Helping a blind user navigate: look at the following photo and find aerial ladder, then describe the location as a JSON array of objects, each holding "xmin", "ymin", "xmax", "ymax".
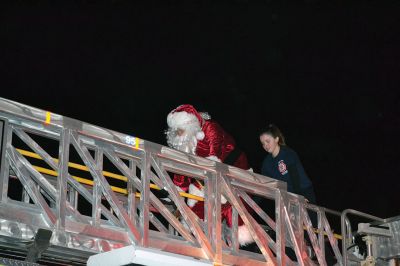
[{"xmin": 0, "ymin": 97, "xmax": 398, "ymax": 266}]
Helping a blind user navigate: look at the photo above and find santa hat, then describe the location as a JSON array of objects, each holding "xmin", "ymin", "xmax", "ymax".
[{"xmin": 167, "ymin": 104, "xmax": 205, "ymax": 140}]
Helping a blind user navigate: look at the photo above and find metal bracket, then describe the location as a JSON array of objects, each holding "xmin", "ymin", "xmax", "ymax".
[{"xmin": 25, "ymin": 228, "xmax": 53, "ymax": 263}]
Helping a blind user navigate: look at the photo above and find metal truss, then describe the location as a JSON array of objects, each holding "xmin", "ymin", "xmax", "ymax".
[{"xmin": 0, "ymin": 97, "xmax": 354, "ymax": 265}]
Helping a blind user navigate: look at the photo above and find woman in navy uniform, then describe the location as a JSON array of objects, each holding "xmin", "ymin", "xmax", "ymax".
[
  {"xmin": 259, "ymin": 124, "xmax": 316, "ymax": 203},
  {"xmin": 259, "ymin": 124, "xmax": 339, "ymax": 265}
]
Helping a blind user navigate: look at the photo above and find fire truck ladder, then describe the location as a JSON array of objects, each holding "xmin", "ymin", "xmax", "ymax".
[{"xmin": 0, "ymin": 97, "xmax": 398, "ymax": 266}]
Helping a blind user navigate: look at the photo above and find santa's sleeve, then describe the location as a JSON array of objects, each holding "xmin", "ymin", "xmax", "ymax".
[
  {"xmin": 204, "ymin": 122, "xmax": 223, "ymax": 159},
  {"xmin": 173, "ymin": 174, "xmax": 191, "ymax": 192}
]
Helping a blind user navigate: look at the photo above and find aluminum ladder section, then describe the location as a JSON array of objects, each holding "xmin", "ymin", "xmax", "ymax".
[{"xmin": 0, "ymin": 97, "xmax": 344, "ymax": 265}]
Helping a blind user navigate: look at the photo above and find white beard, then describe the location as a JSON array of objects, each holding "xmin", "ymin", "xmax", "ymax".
[{"xmin": 166, "ymin": 128, "xmax": 198, "ymax": 155}]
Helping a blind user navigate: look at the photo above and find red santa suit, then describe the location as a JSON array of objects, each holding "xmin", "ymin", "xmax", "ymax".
[{"xmin": 166, "ymin": 104, "xmax": 254, "ymax": 246}]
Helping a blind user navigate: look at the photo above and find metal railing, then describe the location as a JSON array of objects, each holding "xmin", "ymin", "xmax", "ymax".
[{"xmin": 0, "ymin": 97, "xmax": 348, "ymax": 265}]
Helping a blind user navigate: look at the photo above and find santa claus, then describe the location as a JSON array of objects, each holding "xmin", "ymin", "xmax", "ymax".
[{"xmin": 165, "ymin": 104, "xmax": 254, "ymax": 246}]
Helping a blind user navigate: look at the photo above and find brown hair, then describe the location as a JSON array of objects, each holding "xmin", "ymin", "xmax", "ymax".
[{"xmin": 259, "ymin": 124, "xmax": 286, "ymax": 146}]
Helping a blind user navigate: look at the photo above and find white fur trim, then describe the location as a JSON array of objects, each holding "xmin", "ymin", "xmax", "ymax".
[
  {"xmin": 167, "ymin": 111, "xmax": 200, "ymax": 130},
  {"xmin": 238, "ymin": 225, "xmax": 254, "ymax": 246},
  {"xmin": 221, "ymin": 195, "xmax": 227, "ymax": 204},
  {"xmin": 187, "ymin": 183, "xmax": 204, "ymax": 208},
  {"xmin": 200, "ymin": 112, "xmax": 211, "ymax": 120},
  {"xmin": 206, "ymin": 155, "xmax": 221, "ymax": 162},
  {"xmin": 196, "ymin": 131, "xmax": 205, "ymax": 140}
]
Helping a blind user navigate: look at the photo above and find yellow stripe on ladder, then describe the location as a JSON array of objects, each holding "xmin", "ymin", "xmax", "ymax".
[
  {"xmin": 135, "ymin": 137, "xmax": 139, "ymax": 149},
  {"xmin": 45, "ymin": 111, "xmax": 51, "ymax": 124}
]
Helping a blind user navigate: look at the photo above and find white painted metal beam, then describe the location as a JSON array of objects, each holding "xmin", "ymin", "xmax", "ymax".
[{"xmin": 87, "ymin": 245, "xmax": 213, "ymax": 266}]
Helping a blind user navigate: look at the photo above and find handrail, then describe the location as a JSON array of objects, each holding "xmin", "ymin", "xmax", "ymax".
[
  {"xmin": 341, "ymin": 209, "xmax": 384, "ymax": 266},
  {"xmin": 18, "ymin": 148, "xmax": 345, "ymax": 241}
]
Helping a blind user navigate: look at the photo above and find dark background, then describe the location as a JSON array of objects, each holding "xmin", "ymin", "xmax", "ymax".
[{"xmin": 1, "ymin": 1, "xmax": 399, "ymax": 219}]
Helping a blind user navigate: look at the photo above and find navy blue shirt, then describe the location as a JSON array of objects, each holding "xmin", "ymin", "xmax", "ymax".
[{"xmin": 261, "ymin": 146, "xmax": 312, "ymax": 193}]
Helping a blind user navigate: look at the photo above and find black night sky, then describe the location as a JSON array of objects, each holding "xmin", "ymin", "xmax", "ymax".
[{"xmin": 1, "ymin": 1, "xmax": 400, "ymax": 219}]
